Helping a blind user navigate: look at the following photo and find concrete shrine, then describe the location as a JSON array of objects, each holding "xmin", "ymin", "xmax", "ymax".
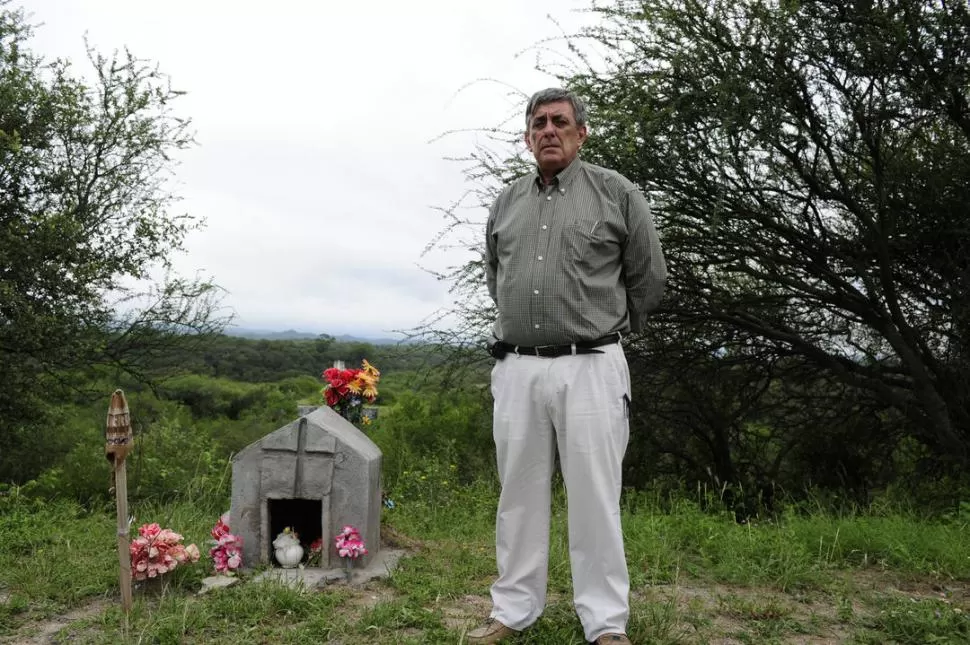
[{"xmin": 230, "ymin": 406, "xmax": 382, "ymax": 569}]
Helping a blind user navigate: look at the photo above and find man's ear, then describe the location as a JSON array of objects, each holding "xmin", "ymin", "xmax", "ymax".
[
  {"xmin": 523, "ymin": 129, "xmax": 533, "ymax": 152},
  {"xmin": 577, "ymin": 125, "xmax": 588, "ymax": 147}
]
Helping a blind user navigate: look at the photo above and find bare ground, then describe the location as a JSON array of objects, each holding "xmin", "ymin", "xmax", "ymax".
[
  {"xmin": 1, "ymin": 600, "xmax": 111, "ymax": 645},
  {"xmin": 3, "ymin": 570, "xmax": 968, "ymax": 644}
]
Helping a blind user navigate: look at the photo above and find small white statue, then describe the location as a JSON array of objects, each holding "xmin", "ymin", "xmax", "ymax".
[{"xmin": 272, "ymin": 528, "xmax": 304, "ymax": 568}]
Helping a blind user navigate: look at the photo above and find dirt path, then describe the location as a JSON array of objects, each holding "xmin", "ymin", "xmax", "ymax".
[{"xmin": 1, "ymin": 599, "xmax": 111, "ymax": 645}]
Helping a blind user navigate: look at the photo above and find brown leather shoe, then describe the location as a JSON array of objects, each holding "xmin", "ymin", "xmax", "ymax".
[
  {"xmin": 466, "ymin": 617, "xmax": 518, "ymax": 644},
  {"xmin": 593, "ymin": 634, "xmax": 632, "ymax": 645}
]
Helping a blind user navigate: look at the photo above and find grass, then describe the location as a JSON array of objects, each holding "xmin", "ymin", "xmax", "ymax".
[{"xmin": 1, "ymin": 480, "xmax": 970, "ymax": 644}]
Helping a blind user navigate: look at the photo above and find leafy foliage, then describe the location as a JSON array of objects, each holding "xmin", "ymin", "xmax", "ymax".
[
  {"xmin": 0, "ymin": 2, "xmax": 226, "ymax": 478},
  {"xmin": 573, "ymin": 0, "xmax": 970, "ymax": 469},
  {"xmin": 372, "ymin": 389, "xmax": 495, "ymax": 492},
  {"xmin": 422, "ymin": 0, "xmax": 970, "ymax": 507}
]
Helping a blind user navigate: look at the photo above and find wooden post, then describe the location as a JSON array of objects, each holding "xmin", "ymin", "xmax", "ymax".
[{"xmin": 106, "ymin": 389, "xmax": 134, "ymax": 614}]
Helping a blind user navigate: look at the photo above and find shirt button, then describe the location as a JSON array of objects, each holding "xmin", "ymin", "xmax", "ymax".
[
  {"xmin": 559, "ymin": 189, "xmax": 565, "ymax": 194},
  {"xmin": 534, "ymin": 324, "xmax": 540, "ymax": 329},
  {"xmin": 541, "ymin": 225, "xmax": 548, "ymax": 230},
  {"xmin": 533, "ymin": 290, "xmax": 539, "ymax": 295},
  {"xmin": 546, "ymin": 195, "xmax": 552, "ymax": 201},
  {"xmin": 537, "ymin": 256, "xmax": 543, "ymax": 261}
]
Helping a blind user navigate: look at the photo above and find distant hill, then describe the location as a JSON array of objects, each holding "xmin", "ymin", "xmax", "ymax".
[{"xmin": 225, "ymin": 328, "xmax": 409, "ymax": 345}]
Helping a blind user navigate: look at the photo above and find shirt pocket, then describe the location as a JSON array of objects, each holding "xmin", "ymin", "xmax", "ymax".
[{"xmin": 563, "ymin": 220, "xmax": 621, "ymax": 273}]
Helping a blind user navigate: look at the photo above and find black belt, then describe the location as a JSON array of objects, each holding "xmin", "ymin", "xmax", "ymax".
[{"xmin": 489, "ymin": 333, "xmax": 621, "ymax": 359}]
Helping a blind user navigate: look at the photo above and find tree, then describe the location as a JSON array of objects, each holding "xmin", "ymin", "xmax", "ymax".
[
  {"xmin": 570, "ymin": 0, "xmax": 970, "ymax": 467},
  {"xmin": 425, "ymin": 0, "xmax": 970, "ymax": 496},
  {"xmin": 0, "ymin": 4, "xmax": 227, "ymax": 481}
]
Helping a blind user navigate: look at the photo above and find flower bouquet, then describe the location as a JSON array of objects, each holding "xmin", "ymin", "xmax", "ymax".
[
  {"xmin": 334, "ymin": 524, "xmax": 367, "ymax": 581},
  {"xmin": 306, "ymin": 537, "xmax": 325, "ymax": 567},
  {"xmin": 321, "ymin": 360, "xmax": 380, "ymax": 426},
  {"xmin": 130, "ymin": 522, "xmax": 200, "ymax": 581},
  {"xmin": 209, "ymin": 513, "xmax": 243, "ymax": 575}
]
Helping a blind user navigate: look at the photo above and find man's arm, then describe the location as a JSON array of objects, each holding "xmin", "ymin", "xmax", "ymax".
[
  {"xmin": 485, "ymin": 202, "xmax": 499, "ymax": 305},
  {"xmin": 484, "ymin": 201, "xmax": 505, "ymax": 345},
  {"xmin": 622, "ymin": 187, "xmax": 667, "ymax": 332}
]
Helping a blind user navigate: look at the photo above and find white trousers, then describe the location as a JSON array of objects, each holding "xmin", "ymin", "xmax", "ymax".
[{"xmin": 489, "ymin": 342, "xmax": 631, "ymax": 642}]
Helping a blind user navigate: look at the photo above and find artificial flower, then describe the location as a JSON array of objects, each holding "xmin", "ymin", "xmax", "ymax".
[
  {"xmin": 129, "ymin": 522, "xmax": 199, "ymax": 581},
  {"xmin": 362, "ymin": 359, "xmax": 380, "ymax": 377},
  {"xmin": 334, "ymin": 525, "xmax": 368, "ymax": 560},
  {"xmin": 208, "ymin": 514, "xmax": 243, "ymax": 574},
  {"xmin": 211, "ymin": 513, "xmax": 231, "ymax": 540},
  {"xmin": 321, "ymin": 360, "xmax": 381, "ymax": 426},
  {"xmin": 305, "ymin": 537, "xmax": 325, "ymax": 567}
]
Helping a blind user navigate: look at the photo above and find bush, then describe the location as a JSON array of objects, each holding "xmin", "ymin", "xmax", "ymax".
[
  {"xmin": 370, "ymin": 389, "xmax": 495, "ymax": 491},
  {"xmin": 25, "ymin": 411, "xmax": 230, "ymax": 507}
]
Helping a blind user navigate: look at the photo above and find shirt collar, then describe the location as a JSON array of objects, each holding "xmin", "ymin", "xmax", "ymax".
[{"xmin": 533, "ymin": 157, "xmax": 584, "ymax": 193}]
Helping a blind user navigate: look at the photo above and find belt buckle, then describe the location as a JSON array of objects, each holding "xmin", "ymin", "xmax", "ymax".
[{"xmin": 533, "ymin": 344, "xmax": 554, "ymax": 357}]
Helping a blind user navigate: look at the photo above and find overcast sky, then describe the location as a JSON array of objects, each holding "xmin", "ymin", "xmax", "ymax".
[{"xmin": 26, "ymin": 0, "xmax": 601, "ymax": 339}]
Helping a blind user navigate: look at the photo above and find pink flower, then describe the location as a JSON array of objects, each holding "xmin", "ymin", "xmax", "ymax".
[
  {"xmin": 139, "ymin": 523, "xmax": 161, "ymax": 539},
  {"xmin": 130, "ymin": 523, "xmax": 199, "ymax": 581},
  {"xmin": 336, "ymin": 525, "xmax": 361, "ymax": 540},
  {"xmin": 337, "ymin": 538, "xmax": 368, "ymax": 559},
  {"xmin": 211, "ymin": 513, "xmax": 231, "ymax": 540},
  {"xmin": 333, "ymin": 525, "xmax": 367, "ymax": 560},
  {"xmin": 209, "ymin": 527, "xmax": 244, "ymax": 574}
]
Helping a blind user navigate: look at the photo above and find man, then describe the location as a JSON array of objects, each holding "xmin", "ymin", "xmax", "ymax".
[{"xmin": 468, "ymin": 88, "xmax": 666, "ymax": 645}]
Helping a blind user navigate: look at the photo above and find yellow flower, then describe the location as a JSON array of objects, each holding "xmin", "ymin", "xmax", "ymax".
[
  {"xmin": 346, "ymin": 380, "xmax": 362, "ymax": 394},
  {"xmin": 362, "ymin": 384, "xmax": 378, "ymax": 400},
  {"xmin": 362, "ymin": 359, "xmax": 381, "ymax": 379}
]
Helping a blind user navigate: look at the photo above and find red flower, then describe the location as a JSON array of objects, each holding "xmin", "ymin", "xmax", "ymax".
[{"xmin": 211, "ymin": 515, "xmax": 231, "ymax": 540}]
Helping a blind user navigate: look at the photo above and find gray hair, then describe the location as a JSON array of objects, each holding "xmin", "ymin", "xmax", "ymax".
[{"xmin": 525, "ymin": 88, "xmax": 588, "ymax": 129}]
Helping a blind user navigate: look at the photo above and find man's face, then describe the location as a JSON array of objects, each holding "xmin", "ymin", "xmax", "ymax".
[{"xmin": 525, "ymin": 100, "xmax": 588, "ymax": 178}]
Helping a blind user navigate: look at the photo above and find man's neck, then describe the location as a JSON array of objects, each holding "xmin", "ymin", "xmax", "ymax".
[
  {"xmin": 539, "ymin": 167, "xmax": 562, "ymax": 186},
  {"xmin": 538, "ymin": 158, "xmax": 579, "ymax": 186}
]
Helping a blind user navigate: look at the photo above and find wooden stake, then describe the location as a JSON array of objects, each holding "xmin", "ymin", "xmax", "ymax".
[
  {"xmin": 106, "ymin": 390, "xmax": 134, "ymax": 614},
  {"xmin": 113, "ymin": 456, "xmax": 133, "ymax": 613}
]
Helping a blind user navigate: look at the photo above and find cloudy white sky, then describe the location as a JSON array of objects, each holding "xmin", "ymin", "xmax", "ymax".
[{"xmin": 26, "ymin": 0, "xmax": 601, "ymax": 339}]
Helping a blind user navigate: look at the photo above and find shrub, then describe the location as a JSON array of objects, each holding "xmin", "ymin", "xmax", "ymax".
[{"xmin": 370, "ymin": 389, "xmax": 495, "ymax": 490}]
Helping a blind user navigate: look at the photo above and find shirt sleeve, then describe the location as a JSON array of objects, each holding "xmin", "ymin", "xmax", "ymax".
[
  {"xmin": 485, "ymin": 200, "xmax": 499, "ymax": 305},
  {"xmin": 623, "ymin": 187, "xmax": 667, "ymax": 332},
  {"xmin": 484, "ymin": 200, "xmax": 504, "ymax": 343}
]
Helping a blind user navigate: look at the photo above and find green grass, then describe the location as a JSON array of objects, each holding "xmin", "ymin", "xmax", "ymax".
[{"xmin": 2, "ymin": 482, "xmax": 970, "ymax": 644}]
